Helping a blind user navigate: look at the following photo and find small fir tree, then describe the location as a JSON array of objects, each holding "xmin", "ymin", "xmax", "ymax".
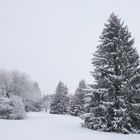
[
  {"xmin": 70, "ymin": 80, "xmax": 87, "ymax": 116},
  {"xmin": 50, "ymin": 81, "xmax": 69, "ymax": 114}
]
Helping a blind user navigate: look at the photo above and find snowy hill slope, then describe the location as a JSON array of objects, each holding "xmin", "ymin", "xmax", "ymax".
[{"xmin": 0, "ymin": 112, "xmax": 139, "ymax": 140}]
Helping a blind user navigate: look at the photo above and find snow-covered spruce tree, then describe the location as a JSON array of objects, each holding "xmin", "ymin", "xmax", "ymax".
[
  {"xmin": 50, "ymin": 81, "xmax": 70, "ymax": 114},
  {"xmin": 69, "ymin": 80, "xmax": 87, "ymax": 116},
  {"xmin": 83, "ymin": 13, "xmax": 140, "ymax": 134}
]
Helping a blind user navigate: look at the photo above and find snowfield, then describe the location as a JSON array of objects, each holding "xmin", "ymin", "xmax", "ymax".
[{"xmin": 0, "ymin": 112, "xmax": 139, "ymax": 140}]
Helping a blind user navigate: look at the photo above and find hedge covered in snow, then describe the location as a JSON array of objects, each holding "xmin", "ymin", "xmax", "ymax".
[{"xmin": 0, "ymin": 96, "xmax": 26, "ymax": 120}]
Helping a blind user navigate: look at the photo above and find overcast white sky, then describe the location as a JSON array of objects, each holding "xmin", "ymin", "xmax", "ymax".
[{"xmin": 0, "ymin": 0, "xmax": 140, "ymax": 95}]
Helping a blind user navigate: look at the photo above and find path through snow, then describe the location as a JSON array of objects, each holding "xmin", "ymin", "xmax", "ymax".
[{"xmin": 0, "ymin": 112, "xmax": 139, "ymax": 140}]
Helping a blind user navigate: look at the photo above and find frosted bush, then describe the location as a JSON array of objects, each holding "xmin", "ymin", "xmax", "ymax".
[{"xmin": 0, "ymin": 96, "xmax": 26, "ymax": 120}]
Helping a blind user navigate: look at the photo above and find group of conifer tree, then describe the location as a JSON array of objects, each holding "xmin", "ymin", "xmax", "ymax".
[
  {"xmin": 50, "ymin": 13, "xmax": 140, "ymax": 134},
  {"xmin": 49, "ymin": 80, "xmax": 87, "ymax": 115}
]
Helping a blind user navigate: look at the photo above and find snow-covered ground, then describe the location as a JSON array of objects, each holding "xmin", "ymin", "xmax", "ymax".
[{"xmin": 0, "ymin": 112, "xmax": 139, "ymax": 140}]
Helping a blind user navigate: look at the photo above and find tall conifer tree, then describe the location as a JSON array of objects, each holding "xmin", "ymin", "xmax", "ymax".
[{"xmin": 83, "ymin": 13, "xmax": 140, "ymax": 134}]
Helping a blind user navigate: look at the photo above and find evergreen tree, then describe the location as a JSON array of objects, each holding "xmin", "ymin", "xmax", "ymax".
[
  {"xmin": 50, "ymin": 81, "xmax": 69, "ymax": 114},
  {"xmin": 83, "ymin": 13, "xmax": 140, "ymax": 134},
  {"xmin": 70, "ymin": 80, "xmax": 87, "ymax": 116}
]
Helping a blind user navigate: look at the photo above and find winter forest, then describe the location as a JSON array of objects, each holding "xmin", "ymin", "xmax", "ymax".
[{"xmin": 1, "ymin": 0, "xmax": 140, "ymax": 140}]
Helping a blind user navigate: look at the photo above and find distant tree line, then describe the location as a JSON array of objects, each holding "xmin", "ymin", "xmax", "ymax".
[{"xmin": 0, "ymin": 70, "xmax": 42, "ymax": 119}]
